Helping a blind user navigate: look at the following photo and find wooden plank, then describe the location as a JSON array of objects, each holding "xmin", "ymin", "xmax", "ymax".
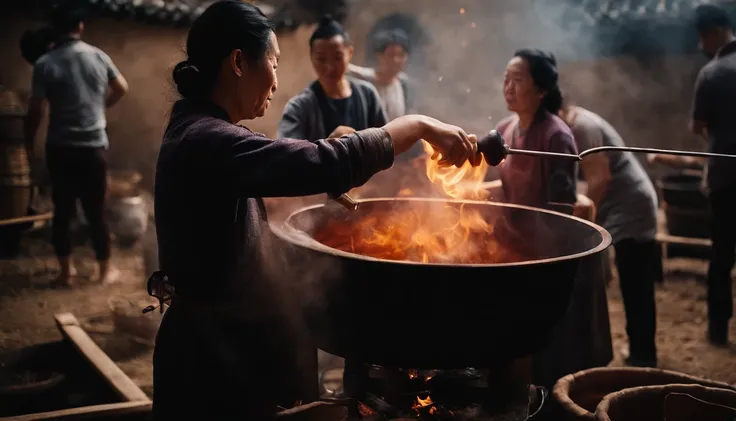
[
  {"xmin": 54, "ymin": 313, "xmax": 150, "ymax": 403},
  {"xmin": 0, "ymin": 401, "xmax": 151, "ymax": 421},
  {"xmin": 655, "ymin": 206, "xmax": 713, "ymax": 265},
  {"xmin": 275, "ymin": 402, "xmax": 346, "ymax": 421},
  {"xmin": 656, "ymin": 232, "xmax": 712, "ymax": 248},
  {"xmin": 0, "ymin": 212, "xmax": 53, "ymax": 228}
]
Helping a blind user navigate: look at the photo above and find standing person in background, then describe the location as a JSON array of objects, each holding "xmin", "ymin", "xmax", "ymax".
[
  {"xmin": 348, "ymin": 29, "xmax": 424, "ymax": 160},
  {"xmin": 483, "ymin": 49, "xmax": 613, "ymax": 388},
  {"xmin": 24, "ymin": 4, "xmax": 129, "ymax": 287},
  {"xmin": 559, "ymin": 103, "xmax": 661, "ymax": 367},
  {"xmin": 277, "ymin": 18, "xmax": 388, "ymax": 141},
  {"xmin": 348, "ymin": 29, "xmax": 411, "ymax": 121},
  {"xmin": 688, "ymin": 4, "xmax": 736, "ymax": 346}
]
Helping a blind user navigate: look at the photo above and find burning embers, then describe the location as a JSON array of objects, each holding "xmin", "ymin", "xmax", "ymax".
[
  {"xmin": 313, "ymin": 141, "xmax": 525, "ymax": 264},
  {"xmin": 342, "ymin": 366, "xmax": 534, "ymax": 421}
]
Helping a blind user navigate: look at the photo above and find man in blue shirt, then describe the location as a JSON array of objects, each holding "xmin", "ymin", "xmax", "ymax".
[{"xmin": 25, "ymin": 4, "xmax": 129, "ymax": 287}]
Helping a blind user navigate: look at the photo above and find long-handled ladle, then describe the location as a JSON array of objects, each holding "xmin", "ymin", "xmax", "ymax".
[
  {"xmin": 476, "ymin": 130, "xmax": 736, "ymax": 165},
  {"xmin": 330, "ymin": 130, "xmax": 736, "ymax": 211}
]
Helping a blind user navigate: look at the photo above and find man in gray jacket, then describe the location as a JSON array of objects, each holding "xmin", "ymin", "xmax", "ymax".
[{"xmin": 277, "ymin": 18, "xmax": 387, "ymax": 141}]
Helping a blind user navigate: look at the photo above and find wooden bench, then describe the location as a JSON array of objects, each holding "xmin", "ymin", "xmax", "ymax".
[
  {"xmin": 656, "ymin": 232, "xmax": 711, "ymax": 261},
  {"xmin": 655, "ymin": 205, "xmax": 712, "ymax": 261}
]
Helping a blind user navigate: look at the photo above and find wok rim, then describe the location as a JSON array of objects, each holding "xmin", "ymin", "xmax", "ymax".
[{"xmin": 271, "ymin": 197, "xmax": 612, "ymax": 268}]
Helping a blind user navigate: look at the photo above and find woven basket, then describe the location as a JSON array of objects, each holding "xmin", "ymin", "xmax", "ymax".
[
  {"xmin": 552, "ymin": 367, "xmax": 735, "ymax": 420},
  {"xmin": 595, "ymin": 384, "xmax": 736, "ymax": 421}
]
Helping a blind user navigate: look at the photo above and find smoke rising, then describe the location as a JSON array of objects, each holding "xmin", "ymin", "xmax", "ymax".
[
  {"xmin": 265, "ymin": 0, "xmax": 711, "ymax": 231},
  {"xmin": 344, "ymin": 0, "xmax": 707, "ymax": 181}
]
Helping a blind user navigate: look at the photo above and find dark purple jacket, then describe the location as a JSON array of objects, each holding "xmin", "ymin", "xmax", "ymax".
[
  {"xmin": 154, "ymin": 99, "xmax": 393, "ymax": 311},
  {"xmin": 496, "ymin": 110, "xmax": 578, "ymax": 208},
  {"xmin": 153, "ymin": 99, "xmax": 395, "ymax": 416}
]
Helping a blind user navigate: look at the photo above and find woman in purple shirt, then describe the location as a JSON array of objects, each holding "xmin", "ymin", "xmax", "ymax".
[
  {"xmin": 151, "ymin": 2, "xmax": 479, "ymax": 420},
  {"xmin": 488, "ymin": 49, "xmax": 613, "ymax": 387},
  {"xmin": 496, "ymin": 49, "xmax": 577, "ymax": 207}
]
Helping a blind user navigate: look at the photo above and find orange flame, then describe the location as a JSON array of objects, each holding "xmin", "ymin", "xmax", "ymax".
[
  {"xmin": 412, "ymin": 394, "xmax": 441, "ymax": 415},
  {"xmin": 421, "ymin": 140, "xmax": 489, "ymax": 200},
  {"xmin": 312, "ymin": 139, "xmax": 525, "ymax": 265},
  {"xmin": 413, "ymin": 394, "xmax": 433, "ymax": 409}
]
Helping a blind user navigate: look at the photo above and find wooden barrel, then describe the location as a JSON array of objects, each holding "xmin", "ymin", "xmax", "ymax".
[
  {"xmin": 595, "ymin": 384, "xmax": 736, "ymax": 421},
  {"xmin": 663, "ymin": 203, "xmax": 711, "ymax": 239},
  {"xmin": 657, "ymin": 172, "xmax": 710, "ymax": 239},
  {"xmin": 552, "ymin": 367, "xmax": 735, "ymax": 420},
  {"xmin": 0, "ymin": 87, "xmax": 32, "ymax": 220}
]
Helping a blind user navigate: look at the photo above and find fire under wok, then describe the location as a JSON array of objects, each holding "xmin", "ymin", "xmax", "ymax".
[{"xmin": 272, "ymin": 197, "xmax": 611, "ymax": 369}]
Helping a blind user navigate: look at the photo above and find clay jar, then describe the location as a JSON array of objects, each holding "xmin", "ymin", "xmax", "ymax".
[{"xmin": 105, "ymin": 170, "xmax": 148, "ymax": 248}]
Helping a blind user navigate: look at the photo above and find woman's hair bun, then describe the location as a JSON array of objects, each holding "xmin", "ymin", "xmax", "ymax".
[
  {"xmin": 318, "ymin": 15, "xmax": 335, "ymax": 25},
  {"xmin": 172, "ymin": 60, "xmax": 201, "ymax": 98}
]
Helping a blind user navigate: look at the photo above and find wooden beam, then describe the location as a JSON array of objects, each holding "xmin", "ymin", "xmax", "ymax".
[
  {"xmin": 656, "ymin": 232, "xmax": 712, "ymax": 248},
  {"xmin": 54, "ymin": 313, "xmax": 150, "ymax": 403},
  {"xmin": 275, "ymin": 402, "xmax": 346, "ymax": 421},
  {"xmin": 0, "ymin": 212, "xmax": 53, "ymax": 228},
  {"xmin": 0, "ymin": 401, "xmax": 151, "ymax": 421}
]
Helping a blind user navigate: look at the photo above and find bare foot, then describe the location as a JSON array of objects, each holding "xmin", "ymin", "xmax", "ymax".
[
  {"xmin": 99, "ymin": 266, "xmax": 122, "ymax": 285},
  {"xmin": 50, "ymin": 266, "xmax": 78, "ymax": 288}
]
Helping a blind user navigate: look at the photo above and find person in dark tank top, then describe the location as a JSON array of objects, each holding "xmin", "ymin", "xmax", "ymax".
[{"xmin": 150, "ymin": 2, "xmax": 481, "ymax": 419}]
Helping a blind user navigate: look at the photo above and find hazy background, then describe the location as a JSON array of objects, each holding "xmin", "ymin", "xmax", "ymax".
[{"xmin": 0, "ymin": 0, "xmax": 709, "ymax": 192}]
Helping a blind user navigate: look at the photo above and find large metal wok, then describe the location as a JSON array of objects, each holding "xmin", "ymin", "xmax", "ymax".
[{"xmin": 271, "ymin": 197, "xmax": 611, "ymax": 369}]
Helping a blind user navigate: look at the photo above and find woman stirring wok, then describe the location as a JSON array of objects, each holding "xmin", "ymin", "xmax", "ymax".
[
  {"xmin": 481, "ymin": 49, "xmax": 613, "ymax": 388},
  {"xmin": 152, "ymin": 1, "xmax": 480, "ymax": 420}
]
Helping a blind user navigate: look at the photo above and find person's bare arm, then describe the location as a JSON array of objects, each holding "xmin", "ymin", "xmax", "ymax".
[
  {"xmin": 24, "ymin": 97, "xmax": 46, "ymax": 159},
  {"xmin": 647, "ymin": 153, "xmax": 705, "ymax": 169},
  {"xmin": 690, "ymin": 67, "xmax": 710, "ymax": 142},
  {"xmin": 99, "ymin": 50, "xmax": 127, "ymax": 108},
  {"xmin": 579, "ymin": 154, "xmax": 611, "ymax": 208},
  {"xmin": 571, "ymin": 111, "xmax": 611, "ymax": 209},
  {"xmin": 25, "ymin": 62, "xmax": 48, "ymax": 160},
  {"xmin": 573, "ymin": 193, "xmax": 597, "ymax": 222},
  {"xmin": 106, "ymin": 74, "xmax": 128, "ymax": 108},
  {"xmin": 328, "ymin": 125, "xmax": 355, "ymax": 139}
]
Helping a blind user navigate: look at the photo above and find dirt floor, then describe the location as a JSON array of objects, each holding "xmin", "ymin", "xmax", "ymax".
[{"xmin": 1, "ymin": 233, "xmax": 735, "ymax": 400}]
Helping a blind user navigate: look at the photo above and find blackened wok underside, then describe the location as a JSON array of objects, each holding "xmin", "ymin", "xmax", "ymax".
[{"xmin": 272, "ymin": 198, "xmax": 611, "ymax": 369}]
